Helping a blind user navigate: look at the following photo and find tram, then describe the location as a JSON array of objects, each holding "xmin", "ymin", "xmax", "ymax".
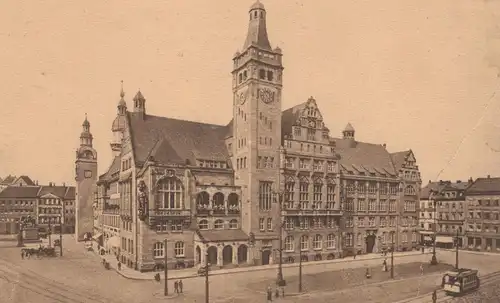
[{"xmin": 442, "ymin": 268, "xmax": 480, "ymax": 296}]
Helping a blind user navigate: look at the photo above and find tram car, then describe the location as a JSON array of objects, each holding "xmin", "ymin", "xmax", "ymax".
[{"xmin": 441, "ymin": 268, "xmax": 480, "ymax": 296}]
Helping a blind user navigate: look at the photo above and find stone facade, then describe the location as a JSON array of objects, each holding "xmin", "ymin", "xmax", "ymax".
[{"xmin": 88, "ymin": 1, "xmax": 422, "ymax": 273}]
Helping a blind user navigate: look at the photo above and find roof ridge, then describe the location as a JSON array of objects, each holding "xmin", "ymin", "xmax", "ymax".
[{"xmin": 136, "ymin": 113, "xmax": 227, "ymax": 128}]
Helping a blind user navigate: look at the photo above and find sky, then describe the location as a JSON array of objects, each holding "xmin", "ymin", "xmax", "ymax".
[{"xmin": 0, "ymin": 0, "xmax": 500, "ymax": 186}]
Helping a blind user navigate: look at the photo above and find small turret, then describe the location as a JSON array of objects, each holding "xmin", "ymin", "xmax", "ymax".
[
  {"xmin": 133, "ymin": 90, "xmax": 146, "ymax": 118},
  {"xmin": 80, "ymin": 114, "xmax": 93, "ymax": 147}
]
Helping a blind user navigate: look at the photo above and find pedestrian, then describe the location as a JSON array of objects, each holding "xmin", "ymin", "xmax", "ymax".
[
  {"xmin": 21, "ymin": 250, "xmax": 24, "ymax": 260},
  {"xmin": 174, "ymin": 280, "xmax": 179, "ymax": 293},
  {"xmin": 353, "ymin": 251, "xmax": 357, "ymax": 259},
  {"xmin": 421, "ymin": 246, "xmax": 424, "ymax": 254},
  {"xmin": 275, "ymin": 288, "xmax": 279, "ymax": 298},
  {"xmin": 178, "ymin": 279, "xmax": 183, "ymax": 293},
  {"xmin": 420, "ymin": 263, "xmax": 424, "ymax": 275},
  {"xmin": 117, "ymin": 262, "xmax": 121, "ymax": 271},
  {"xmin": 281, "ymin": 287, "xmax": 285, "ymax": 298},
  {"xmin": 432, "ymin": 290, "xmax": 437, "ymax": 303},
  {"xmin": 266, "ymin": 286, "xmax": 273, "ymax": 302}
]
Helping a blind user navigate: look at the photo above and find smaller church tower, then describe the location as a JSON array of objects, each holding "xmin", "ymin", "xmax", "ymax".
[
  {"xmin": 342, "ymin": 123, "xmax": 355, "ymax": 140},
  {"xmin": 75, "ymin": 114, "xmax": 98, "ymax": 241},
  {"xmin": 133, "ymin": 90, "xmax": 146, "ymax": 119},
  {"xmin": 111, "ymin": 82, "xmax": 128, "ymax": 156}
]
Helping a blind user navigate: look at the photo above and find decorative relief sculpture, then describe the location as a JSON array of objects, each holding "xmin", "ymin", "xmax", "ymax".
[{"xmin": 137, "ymin": 180, "xmax": 149, "ymax": 221}]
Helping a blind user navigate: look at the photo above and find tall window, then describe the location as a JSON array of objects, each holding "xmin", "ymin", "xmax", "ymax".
[
  {"xmin": 174, "ymin": 241, "xmax": 185, "ymax": 257},
  {"xmin": 229, "ymin": 219, "xmax": 238, "ymax": 229},
  {"xmin": 299, "ymin": 180, "xmax": 309, "ymax": 209},
  {"xmin": 259, "ymin": 181, "xmax": 273, "ymax": 210},
  {"xmin": 285, "ymin": 236, "xmax": 294, "ymax": 251},
  {"xmin": 285, "ymin": 218, "xmax": 294, "ymax": 230},
  {"xmin": 156, "ymin": 178, "xmax": 183, "ymax": 209},
  {"xmin": 285, "ymin": 180, "xmax": 295, "ymax": 208},
  {"xmin": 259, "ymin": 218, "xmax": 265, "ymax": 231},
  {"xmin": 326, "ymin": 184, "xmax": 335, "ymax": 209},
  {"xmin": 266, "ymin": 218, "xmax": 273, "ymax": 231},
  {"xmin": 326, "ymin": 234, "xmax": 336, "ymax": 249},
  {"xmin": 357, "ymin": 199, "xmax": 366, "ymax": 212},
  {"xmin": 313, "ymin": 234, "xmax": 322, "ymax": 250},
  {"xmin": 345, "ymin": 233, "xmax": 353, "ymax": 247},
  {"xmin": 153, "ymin": 242, "xmax": 164, "ymax": 258},
  {"xmin": 389, "ymin": 200, "xmax": 396, "ymax": 212},
  {"xmin": 313, "ymin": 181, "xmax": 322, "ymax": 209},
  {"xmin": 368, "ymin": 199, "xmax": 376, "ymax": 212},
  {"xmin": 379, "ymin": 199, "xmax": 387, "ymax": 212},
  {"xmin": 300, "ymin": 235, "xmax": 309, "ymax": 251}
]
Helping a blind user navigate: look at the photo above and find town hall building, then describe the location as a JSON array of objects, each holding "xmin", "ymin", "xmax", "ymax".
[{"xmin": 76, "ymin": 1, "xmax": 422, "ymax": 272}]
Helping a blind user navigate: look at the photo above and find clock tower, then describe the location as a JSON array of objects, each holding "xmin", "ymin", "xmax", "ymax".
[
  {"xmin": 75, "ymin": 114, "xmax": 98, "ymax": 242},
  {"xmin": 232, "ymin": 1, "xmax": 284, "ymax": 258}
]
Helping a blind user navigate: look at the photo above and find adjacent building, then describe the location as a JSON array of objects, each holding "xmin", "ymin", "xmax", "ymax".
[
  {"xmin": 0, "ymin": 183, "xmax": 76, "ymax": 234},
  {"xmin": 464, "ymin": 176, "xmax": 500, "ymax": 252},
  {"xmin": 83, "ymin": 1, "xmax": 422, "ymax": 273}
]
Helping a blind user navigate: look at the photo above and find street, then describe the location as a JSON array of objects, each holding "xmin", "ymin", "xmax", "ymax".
[{"xmin": 1, "ymin": 236, "xmax": 500, "ymax": 303}]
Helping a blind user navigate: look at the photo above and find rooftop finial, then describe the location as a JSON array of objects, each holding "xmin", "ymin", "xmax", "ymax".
[{"xmin": 120, "ymin": 80, "xmax": 125, "ymax": 98}]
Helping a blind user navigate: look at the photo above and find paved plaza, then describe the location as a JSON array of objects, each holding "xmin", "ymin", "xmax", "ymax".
[{"xmin": 1, "ymin": 236, "xmax": 500, "ymax": 302}]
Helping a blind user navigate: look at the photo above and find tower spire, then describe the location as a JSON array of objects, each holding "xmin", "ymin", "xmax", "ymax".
[{"xmin": 243, "ymin": 1, "xmax": 272, "ymax": 51}]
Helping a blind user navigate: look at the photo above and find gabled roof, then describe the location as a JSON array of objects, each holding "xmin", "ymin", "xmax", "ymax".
[
  {"xmin": 1, "ymin": 175, "xmax": 16, "ymax": 185},
  {"xmin": 38, "ymin": 185, "xmax": 69, "ymax": 198},
  {"xmin": 12, "ymin": 175, "xmax": 35, "ymax": 186},
  {"xmin": 390, "ymin": 151, "xmax": 410, "ymax": 170},
  {"xmin": 465, "ymin": 177, "xmax": 500, "ymax": 195},
  {"xmin": 0, "ymin": 186, "xmax": 40, "ymax": 198},
  {"xmin": 333, "ymin": 138, "xmax": 396, "ymax": 176},
  {"xmin": 420, "ymin": 182, "xmax": 445, "ymax": 199},
  {"xmin": 128, "ymin": 113, "xmax": 230, "ymax": 167}
]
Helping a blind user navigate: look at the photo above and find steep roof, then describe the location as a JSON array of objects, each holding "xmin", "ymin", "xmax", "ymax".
[
  {"xmin": 128, "ymin": 113, "xmax": 230, "ymax": 167},
  {"xmin": 13, "ymin": 175, "xmax": 35, "ymax": 186},
  {"xmin": 465, "ymin": 177, "xmax": 500, "ymax": 195},
  {"xmin": 281, "ymin": 102, "xmax": 307, "ymax": 138},
  {"xmin": 333, "ymin": 138, "xmax": 396, "ymax": 176},
  {"xmin": 64, "ymin": 187, "xmax": 76, "ymax": 200},
  {"xmin": 1, "ymin": 175, "xmax": 16, "ymax": 185},
  {"xmin": 390, "ymin": 151, "xmax": 410, "ymax": 170},
  {"xmin": 344, "ymin": 123, "xmax": 355, "ymax": 132},
  {"xmin": 0, "ymin": 186, "xmax": 40, "ymax": 198},
  {"xmin": 99, "ymin": 156, "xmax": 121, "ymax": 181}
]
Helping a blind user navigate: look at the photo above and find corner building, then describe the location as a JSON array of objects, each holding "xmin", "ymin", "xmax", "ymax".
[{"xmin": 89, "ymin": 1, "xmax": 421, "ymax": 272}]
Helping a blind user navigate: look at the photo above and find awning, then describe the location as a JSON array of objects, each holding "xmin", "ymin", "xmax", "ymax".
[
  {"xmin": 435, "ymin": 236, "xmax": 454, "ymax": 244},
  {"xmin": 105, "ymin": 236, "xmax": 120, "ymax": 248},
  {"xmin": 92, "ymin": 233, "xmax": 103, "ymax": 241}
]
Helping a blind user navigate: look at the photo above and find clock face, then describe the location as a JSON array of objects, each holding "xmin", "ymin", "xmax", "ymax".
[{"xmin": 259, "ymin": 88, "xmax": 275, "ymax": 104}]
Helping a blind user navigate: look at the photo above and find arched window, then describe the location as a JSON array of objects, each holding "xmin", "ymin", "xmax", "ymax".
[
  {"xmin": 156, "ymin": 178, "xmax": 183, "ymax": 209},
  {"xmin": 213, "ymin": 192, "xmax": 225, "ymax": 211},
  {"xmin": 326, "ymin": 234, "xmax": 336, "ymax": 249},
  {"xmin": 196, "ymin": 191, "xmax": 209, "ymax": 209},
  {"xmin": 228, "ymin": 193, "xmax": 239, "ymax": 213},
  {"xmin": 299, "ymin": 177, "xmax": 309, "ymax": 209},
  {"xmin": 229, "ymin": 219, "xmax": 238, "ymax": 229},
  {"xmin": 198, "ymin": 219, "xmax": 209, "ymax": 230},
  {"xmin": 153, "ymin": 242, "xmax": 164, "ymax": 258},
  {"xmin": 313, "ymin": 234, "xmax": 322, "ymax": 250},
  {"xmin": 300, "ymin": 235, "xmax": 309, "ymax": 251},
  {"xmin": 214, "ymin": 219, "xmax": 224, "ymax": 229},
  {"xmin": 404, "ymin": 185, "xmax": 416, "ymax": 196},
  {"xmin": 285, "ymin": 236, "xmax": 294, "ymax": 252},
  {"xmin": 174, "ymin": 241, "xmax": 185, "ymax": 257}
]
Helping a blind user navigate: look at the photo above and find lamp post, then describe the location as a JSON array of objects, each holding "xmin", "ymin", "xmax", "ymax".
[
  {"xmin": 430, "ymin": 190, "xmax": 438, "ymax": 265},
  {"xmin": 298, "ymin": 249, "xmax": 303, "ymax": 293},
  {"xmin": 164, "ymin": 238, "xmax": 168, "ymax": 296},
  {"xmin": 273, "ymin": 189, "xmax": 288, "ymax": 287},
  {"xmin": 390, "ymin": 232, "xmax": 395, "ymax": 279},
  {"xmin": 205, "ymin": 251, "xmax": 209, "ymax": 303},
  {"xmin": 60, "ymin": 201, "xmax": 64, "ymax": 257},
  {"xmin": 48, "ymin": 221, "xmax": 52, "ymax": 248},
  {"xmin": 454, "ymin": 229, "xmax": 460, "ymax": 270}
]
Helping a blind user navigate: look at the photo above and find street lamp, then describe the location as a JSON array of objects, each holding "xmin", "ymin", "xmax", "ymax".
[
  {"xmin": 205, "ymin": 251, "xmax": 209, "ymax": 303},
  {"xmin": 163, "ymin": 238, "xmax": 169, "ymax": 296},
  {"xmin": 429, "ymin": 190, "xmax": 438, "ymax": 265},
  {"xmin": 273, "ymin": 189, "xmax": 288, "ymax": 287},
  {"xmin": 454, "ymin": 229, "xmax": 463, "ymax": 270},
  {"xmin": 390, "ymin": 232, "xmax": 395, "ymax": 279},
  {"xmin": 298, "ymin": 249, "xmax": 303, "ymax": 293}
]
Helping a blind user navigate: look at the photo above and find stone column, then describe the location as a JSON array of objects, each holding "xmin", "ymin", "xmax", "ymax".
[
  {"xmin": 247, "ymin": 246, "xmax": 252, "ymax": 263},
  {"xmin": 232, "ymin": 245, "xmax": 238, "ymax": 265},
  {"xmin": 217, "ymin": 246, "xmax": 223, "ymax": 267}
]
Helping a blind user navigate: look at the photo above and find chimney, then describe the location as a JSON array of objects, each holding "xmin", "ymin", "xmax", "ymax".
[
  {"xmin": 456, "ymin": 180, "xmax": 461, "ymax": 183},
  {"xmin": 382, "ymin": 143, "xmax": 386, "ymax": 148},
  {"xmin": 468, "ymin": 177, "xmax": 473, "ymax": 183},
  {"xmin": 428, "ymin": 180, "xmax": 431, "ymax": 184},
  {"xmin": 488, "ymin": 175, "xmax": 491, "ymax": 179},
  {"xmin": 63, "ymin": 182, "xmax": 66, "ymax": 187}
]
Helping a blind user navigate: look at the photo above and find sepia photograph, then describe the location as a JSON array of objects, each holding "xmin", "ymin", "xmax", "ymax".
[{"xmin": 1, "ymin": 0, "xmax": 500, "ymax": 302}]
